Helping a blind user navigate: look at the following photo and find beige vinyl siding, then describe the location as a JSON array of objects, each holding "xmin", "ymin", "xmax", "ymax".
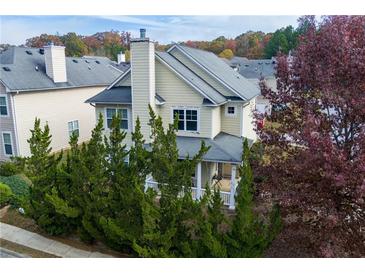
[
  {"xmin": 115, "ymin": 72, "xmax": 131, "ymax": 87},
  {"xmin": 0, "ymin": 83, "xmax": 18, "ymax": 160},
  {"xmin": 155, "ymin": 59, "xmax": 212, "ymax": 138},
  {"xmin": 95, "ymin": 104, "xmax": 133, "ymax": 148},
  {"xmin": 220, "ymin": 102, "xmax": 242, "ymax": 137},
  {"xmin": 211, "ymin": 106, "xmax": 221, "ymax": 138},
  {"xmin": 169, "ymin": 48, "xmax": 235, "ymax": 97},
  {"xmin": 131, "ymin": 41, "xmax": 156, "ymax": 142},
  {"xmin": 12, "ymin": 86, "xmax": 106, "ymax": 157},
  {"xmin": 242, "ymin": 97, "xmax": 257, "ymax": 141}
]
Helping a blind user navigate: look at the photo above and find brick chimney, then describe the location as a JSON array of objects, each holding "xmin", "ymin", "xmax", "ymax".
[
  {"xmin": 130, "ymin": 29, "xmax": 155, "ymax": 142},
  {"xmin": 44, "ymin": 44, "xmax": 67, "ymax": 83}
]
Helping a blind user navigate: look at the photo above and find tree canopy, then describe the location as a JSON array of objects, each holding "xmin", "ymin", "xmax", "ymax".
[{"xmin": 256, "ymin": 15, "xmax": 365, "ymax": 257}]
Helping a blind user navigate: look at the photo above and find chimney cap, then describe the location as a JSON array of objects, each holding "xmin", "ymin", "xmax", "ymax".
[
  {"xmin": 131, "ymin": 29, "xmax": 150, "ymax": 43},
  {"xmin": 140, "ymin": 28, "xmax": 146, "ymax": 38}
]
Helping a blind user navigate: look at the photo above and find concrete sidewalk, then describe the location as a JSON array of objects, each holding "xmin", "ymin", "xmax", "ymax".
[{"xmin": 0, "ymin": 222, "xmax": 113, "ymax": 258}]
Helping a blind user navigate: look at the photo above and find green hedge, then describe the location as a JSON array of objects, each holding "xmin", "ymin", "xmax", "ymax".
[
  {"xmin": 0, "ymin": 175, "xmax": 30, "ymax": 198},
  {"xmin": 0, "ymin": 182, "xmax": 13, "ymax": 206},
  {"xmin": 0, "ymin": 161, "xmax": 20, "ymax": 176}
]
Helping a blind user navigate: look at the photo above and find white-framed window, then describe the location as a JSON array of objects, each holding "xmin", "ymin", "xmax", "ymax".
[
  {"xmin": 2, "ymin": 132, "xmax": 13, "ymax": 156},
  {"xmin": 225, "ymin": 105, "xmax": 236, "ymax": 117},
  {"xmin": 68, "ymin": 120, "xmax": 79, "ymax": 137},
  {"xmin": 172, "ymin": 108, "xmax": 199, "ymax": 132},
  {"xmin": 0, "ymin": 95, "xmax": 9, "ymax": 117},
  {"xmin": 106, "ymin": 108, "xmax": 128, "ymax": 130}
]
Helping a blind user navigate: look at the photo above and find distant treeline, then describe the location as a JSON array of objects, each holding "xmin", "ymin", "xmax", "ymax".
[{"xmin": 2, "ymin": 18, "xmax": 310, "ymax": 61}]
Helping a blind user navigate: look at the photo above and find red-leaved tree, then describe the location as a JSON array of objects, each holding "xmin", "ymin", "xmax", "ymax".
[{"xmin": 256, "ymin": 16, "xmax": 365, "ymax": 257}]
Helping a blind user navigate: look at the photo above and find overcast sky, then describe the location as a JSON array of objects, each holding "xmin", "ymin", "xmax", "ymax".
[{"xmin": 0, "ymin": 15, "xmax": 300, "ymax": 45}]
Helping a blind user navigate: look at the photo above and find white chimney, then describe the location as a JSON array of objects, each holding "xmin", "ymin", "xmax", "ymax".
[
  {"xmin": 44, "ymin": 44, "xmax": 67, "ymax": 83},
  {"xmin": 117, "ymin": 52, "xmax": 125, "ymax": 64},
  {"xmin": 130, "ymin": 29, "xmax": 155, "ymax": 142}
]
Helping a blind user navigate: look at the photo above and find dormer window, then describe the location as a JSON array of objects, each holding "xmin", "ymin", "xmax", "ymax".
[
  {"xmin": 225, "ymin": 105, "xmax": 236, "ymax": 117},
  {"xmin": 173, "ymin": 108, "xmax": 199, "ymax": 132}
]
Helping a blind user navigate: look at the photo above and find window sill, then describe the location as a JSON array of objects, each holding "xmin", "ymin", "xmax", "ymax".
[{"xmin": 177, "ymin": 130, "xmax": 200, "ymax": 134}]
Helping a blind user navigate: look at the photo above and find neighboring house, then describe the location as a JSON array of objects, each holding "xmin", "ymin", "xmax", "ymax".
[
  {"xmin": 86, "ymin": 29, "xmax": 261, "ymax": 209},
  {"xmin": 225, "ymin": 57, "xmax": 277, "ymax": 115},
  {"xmin": 0, "ymin": 45, "xmax": 126, "ymax": 161}
]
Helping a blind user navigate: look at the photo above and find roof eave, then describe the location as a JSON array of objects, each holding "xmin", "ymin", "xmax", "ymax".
[
  {"xmin": 170, "ymin": 44, "xmax": 248, "ymax": 101},
  {"xmin": 106, "ymin": 68, "xmax": 131, "ymax": 90}
]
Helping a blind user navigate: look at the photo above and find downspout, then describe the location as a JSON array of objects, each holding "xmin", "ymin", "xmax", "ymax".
[{"xmin": 10, "ymin": 90, "xmax": 21, "ymax": 157}]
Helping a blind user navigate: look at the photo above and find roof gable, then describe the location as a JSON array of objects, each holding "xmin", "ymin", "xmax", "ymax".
[
  {"xmin": 105, "ymin": 52, "xmax": 227, "ymax": 105},
  {"xmin": 155, "ymin": 52, "xmax": 226, "ymax": 105},
  {"xmin": 168, "ymin": 44, "xmax": 260, "ymax": 101}
]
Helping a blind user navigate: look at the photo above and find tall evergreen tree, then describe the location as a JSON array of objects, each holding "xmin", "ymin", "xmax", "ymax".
[
  {"xmin": 26, "ymin": 118, "xmax": 73, "ymax": 235},
  {"xmin": 133, "ymin": 106, "xmax": 210, "ymax": 257},
  {"xmin": 226, "ymin": 139, "xmax": 281, "ymax": 257},
  {"xmin": 99, "ymin": 115, "xmax": 150, "ymax": 252}
]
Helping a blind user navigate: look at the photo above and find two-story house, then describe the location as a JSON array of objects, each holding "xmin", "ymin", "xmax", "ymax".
[
  {"xmin": 86, "ymin": 29, "xmax": 260, "ymax": 209},
  {"xmin": 0, "ymin": 45, "xmax": 126, "ymax": 161}
]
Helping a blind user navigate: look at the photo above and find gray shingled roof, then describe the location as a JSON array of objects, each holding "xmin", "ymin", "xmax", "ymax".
[
  {"xmin": 0, "ymin": 47, "xmax": 125, "ymax": 92},
  {"xmin": 85, "ymin": 86, "xmax": 132, "ymax": 104},
  {"xmin": 144, "ymin": 132, "xmax": 246, "ymax": 163},
  {"xmin": 86, "ymin": 86, "xmax": 166, "ymax": 106},
  {"xmin": 233, "ymin": 58, "xmax": 276, "ymax": 79},
  {"xmin": 155, "ymin": 51, "xmax": 227, "ymax": 105},
  {"xmin": 172, "ymin": 45, "xmax": 260, "ymax": 101},
  {"xmin": 175, "ymin": 132, "xmax": 252, "ymax": 163}
]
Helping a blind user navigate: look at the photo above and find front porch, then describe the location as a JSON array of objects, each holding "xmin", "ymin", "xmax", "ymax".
[
  {"xmin": 144, "ymin": 132, "xmax": 248, "ymax": 209},
  {"xmin": 145, "ymin": 161, "xmax": 240, "ymax": 209}
]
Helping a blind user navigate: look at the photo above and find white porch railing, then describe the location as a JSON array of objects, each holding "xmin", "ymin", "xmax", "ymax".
[{"xmin": 145, "ymin": 177, "xmax": 233, "ymax": 207}]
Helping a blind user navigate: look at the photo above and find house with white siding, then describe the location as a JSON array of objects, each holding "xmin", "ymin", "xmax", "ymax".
[
  {"xmin": 0, "ymin": 45, "xmax": 126, "ymax": 161},
  {"xmin": 86, "ymin": 29, "xmax": 261, "ymax": 209}
]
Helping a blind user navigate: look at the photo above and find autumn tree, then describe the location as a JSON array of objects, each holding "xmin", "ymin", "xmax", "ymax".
[
  {"xmin": 26, "ymin": 34, "xmax": 63, "ymax": 48},
  {"xmin": 61, "ymin": 32, "xmax": 88, "ymax": 57},
  {"xmin": 235, "ymin": 31, "xmax": 267, "ymax": 59},
  {"xmin": 257, "ymin": 15, "xmax": 365, "ymax": 257},
  {"xmin": 218, "ymin": 49, "xmax": 234, "ymax": 59}
]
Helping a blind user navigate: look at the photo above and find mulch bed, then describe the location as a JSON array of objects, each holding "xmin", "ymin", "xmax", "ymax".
[{"xmin": 0, "ymin": 207, "xmax": 129, "ymax": 258}]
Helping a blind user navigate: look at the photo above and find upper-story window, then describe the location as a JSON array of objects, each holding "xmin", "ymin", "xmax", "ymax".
[
  {"xmin": 0, "ymin": 95, "xmax": 8, "ymax": 116},
  {"xmin": 225, "ymin": 105, "xmax": 236, "ymax": 117},
  {"xmin": 68, "ymin": 120, "xmax": 79, "ymax": 137},
  {"xmin": 2, "ymin": 132, "xmax": 13, "ymax": 156},
  {"xmin": 173, "ymin": 108, "xmax": 199, "ymax": 132},
  {"xmin": 106, "ymin": 108, "xmax": 128, "ymax": 130}
]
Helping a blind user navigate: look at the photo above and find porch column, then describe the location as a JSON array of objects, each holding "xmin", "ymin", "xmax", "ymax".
[
  {"xmin": 229, "ymin": 164, "xmax": 237, "ymax": 210},
  {"xmin": 196, "ymin": 162, "xmax": 202, "ymax": 199}
]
